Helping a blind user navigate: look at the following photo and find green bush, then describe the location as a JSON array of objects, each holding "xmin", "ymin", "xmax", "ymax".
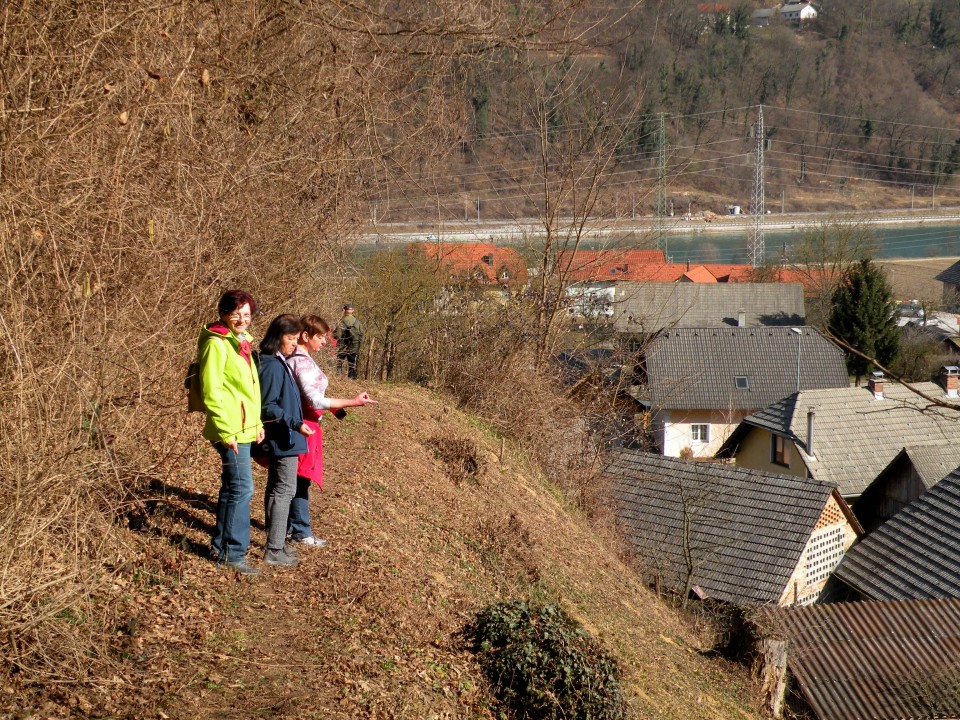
[{"xmin": 466, "ymin": 600, "xmax": 629, "ymax": 719}]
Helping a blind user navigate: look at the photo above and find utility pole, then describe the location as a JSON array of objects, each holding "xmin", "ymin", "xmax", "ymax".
[
  {"xmin": 657, "ymin": 112, "xmax": 667, "ymax": 256},
  {"xmin": 749, "ymin": 105, "xmax": 765, "ymax": 268}
]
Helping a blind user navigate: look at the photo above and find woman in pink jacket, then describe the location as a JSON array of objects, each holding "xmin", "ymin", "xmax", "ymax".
[{"xmin": 284, "ymin": 315, "xmax": 377, "ymax": 547}]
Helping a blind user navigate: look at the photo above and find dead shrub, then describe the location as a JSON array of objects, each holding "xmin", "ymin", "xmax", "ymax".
[
  {"xmin": 426, "ymin": 434, "xmax": 486, "ymax": 485},
  {"xmin": 475, "ymin": 514, "xmax": 541, "ymax": 592},
  {"xmin": 0, "ymin": 0, "xmax": 541, "ymax": 693}
]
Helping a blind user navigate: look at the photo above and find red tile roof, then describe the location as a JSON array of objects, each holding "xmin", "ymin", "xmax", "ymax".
[
  {"xmin": 418, "ymin": 242, "xmax": 528, "ymax": 285},
  {"xmin": 560, "ymin": 250, "xmax": 826, "ymax": 292},
  {"xmin": 558, "ymin": 249, "xmax": 667, "ymax": 282},
  {"xmin": 680, "ymin": 265, "xmax": 719, "ymax": 283}
]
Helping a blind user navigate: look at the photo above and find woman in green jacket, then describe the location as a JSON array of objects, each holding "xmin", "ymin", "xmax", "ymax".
[{"xmin": 198, "ymin": 289, "xmax": 264, "ymax": 576}]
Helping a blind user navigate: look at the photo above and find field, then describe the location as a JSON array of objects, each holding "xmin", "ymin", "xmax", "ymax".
[{"xmin": 876, "ymin": 257, "xmax": 958, "ymax": 302}]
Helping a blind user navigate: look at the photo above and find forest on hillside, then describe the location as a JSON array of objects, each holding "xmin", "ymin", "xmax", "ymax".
[{"xmin": 378, "ymin": 0, "xmax": 960, "ymax": 222}]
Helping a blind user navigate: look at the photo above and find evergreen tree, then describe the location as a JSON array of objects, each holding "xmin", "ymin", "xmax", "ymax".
[{"xmin": 830, "ymin": 259, "xmax": 900, "ymax": 383}]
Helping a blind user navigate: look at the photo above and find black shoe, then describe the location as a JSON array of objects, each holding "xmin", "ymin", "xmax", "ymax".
[{"xmin": 264, "ymin": 548, "xmax": 299, "ymax": 567}]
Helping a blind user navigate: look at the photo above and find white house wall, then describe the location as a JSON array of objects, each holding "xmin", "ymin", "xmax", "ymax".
[
  {"xmin": 777, "ymin": 495, "xmax": 859, "ymax": 606},
  {"xmin": 565, "ymin": 282, "xmax": 615, "ymax": 317},
  {"xmin": 660, "ymin": 409, "xmax": 749, "ymax": 458}
]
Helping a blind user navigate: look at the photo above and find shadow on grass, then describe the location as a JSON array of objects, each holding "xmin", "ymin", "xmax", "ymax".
[{"xmin": 123, "ymin": 478, "xmax": 266, "ymax": 560}]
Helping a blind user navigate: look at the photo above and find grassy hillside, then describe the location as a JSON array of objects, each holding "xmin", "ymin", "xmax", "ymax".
[{"xmin": 7, "ymin": 381, "xmax": 761, "ymax": 719}]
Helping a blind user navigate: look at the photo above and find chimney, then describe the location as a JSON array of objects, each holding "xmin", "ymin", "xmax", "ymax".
[
  {"xmin": 806, "ymin": 409, "xmax": 815, "ymax": 458},
  {"xmin": 942, "ymin": 365, "xmax": 960, "ymax": 399},
  {"xmin": 868, "ymin": 371, "xmax": 884, "ymax": 400},
  {"xmin": 737, "ymin": 309, "xmax": 746, "ymax": 327}
]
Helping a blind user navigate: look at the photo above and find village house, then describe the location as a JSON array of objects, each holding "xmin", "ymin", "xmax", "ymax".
[
  {"xmin": 831, "ymin": 466, "xmax": 960, "ymax": 601},
  {"xmin": 418, "ymin": 241, "xmax": 527, "ymax": 289},
  {"xmin": 853, "ymin": 442, "xmax": 960, "ymax": 533},
  {"xmin": 716, "ymin": 369, "xmax": 960, "ymax": 504},
  {"xmin": 611, "ymin": 281, "xmax": 805, "ymax": 337},
  {"xmin": 607, "ymin": 451, "xmax": 861, "ymax": 607},
  {"xmin": 751, "ymin": 7, "xmax": 776, "ymax": 26},
  {"xmin": 779, "ymin": 0, "xmax": 817, "ymax": 23},
  {"xmin": 636, "ymin": 326, "xmax": 848, "ymax": 457},
  {"xmin": 753, "ymin": 599, "xmax": 960, "ymax": 720},
  {"xmin": 561, "ymin": 247, "xmax": 817, "ymax": 319},
  {"xmin": 935, "ymin": 258, "xmax": 960, "ymax": 305}
]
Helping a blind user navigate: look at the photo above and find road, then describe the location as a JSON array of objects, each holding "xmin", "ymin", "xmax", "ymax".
[{"xmin": 362, "ymin": 208, "xmax": 960, "ymax": 245}]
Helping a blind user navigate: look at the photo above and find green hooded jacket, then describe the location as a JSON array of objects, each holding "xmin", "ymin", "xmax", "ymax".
[
  {"xmin": 334, "ymin": 314, "xmax": 363, "ymax": 354},
  {"xmin": 197, "ymin": 322, "xmax": 262, "ymax": 444}
]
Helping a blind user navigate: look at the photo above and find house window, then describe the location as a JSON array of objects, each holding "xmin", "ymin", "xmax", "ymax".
[
  {"xmin": 691, "ymin": 424, "xmax": 710, "ymax": 443},
  {"xmin": 772, "ymin": 434, "xmax": 791, "ymax": 467},
  {"xmin": 735, "ymin": 376, "xmax": 749, "ymax": 390}
]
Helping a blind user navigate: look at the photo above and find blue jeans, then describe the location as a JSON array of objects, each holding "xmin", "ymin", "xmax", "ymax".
[
  {"xmin": 211, "ymin": 443, "xmax": 253, "ymax": 563},
  {"xmin": 287, "ymin": 475, "xmax": 313, "ymax": 540}
]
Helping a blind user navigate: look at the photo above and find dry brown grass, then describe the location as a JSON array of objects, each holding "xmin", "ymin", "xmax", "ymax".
[
  {"xmin": 0, "ymin": 0, "xmax": 584, "ymax": 696},
  {"xmin": 875, "ymin": 257, "xmax": 959, "ymax": 301},
  {"xmin": 2, "ymin": 381, "xmax": 763, "ymax": 719}
]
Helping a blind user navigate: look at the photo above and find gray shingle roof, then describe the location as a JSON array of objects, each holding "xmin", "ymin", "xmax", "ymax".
[
  {"xmin": 761, "ymin": 599, "xmax": 960, "ymax": 720},
  {"xmin": 612, "ymin": 282, "xmax": 805, "ymax": 332},
  {"xmin": 607, "ymin": 450, "xmax": 838, "ymax": 605},
  {"xmin": 722, "ymin": 382, "xmax": 960, "ymax": 497},
  {"xmin": 897, "ymin": 444, "xmax": 960, "ymax": 489},
  {"xmin": 935, "ymin": 259, "xmax": 960, "ymax": 286},
  {"xmin": 833, "ymin": 468, "xmax": 960, "ymax": 600},
  {"xmin": 644, "ymin": 326, "xmax": 848, "ymax": 411}
]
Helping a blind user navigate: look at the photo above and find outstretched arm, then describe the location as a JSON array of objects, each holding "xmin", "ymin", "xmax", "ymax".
[{"xmin": 326, "ymin": 391, "xmax": 378, "ymax": 410}]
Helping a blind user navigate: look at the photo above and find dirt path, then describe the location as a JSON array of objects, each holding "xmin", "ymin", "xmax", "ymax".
[{"xmin": 44, "ymin": 382, "xmax": 761, "ymax": 720}]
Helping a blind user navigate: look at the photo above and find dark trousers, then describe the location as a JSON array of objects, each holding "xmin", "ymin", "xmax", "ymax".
[{"xmin": 338, "ymin": 352, "xmax": 358, "ymax": 379}]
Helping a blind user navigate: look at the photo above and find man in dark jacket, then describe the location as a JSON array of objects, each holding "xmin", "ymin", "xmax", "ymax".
[{"xmin": 334, "ymin": 304, "xmax": 363, "ymax": 379}]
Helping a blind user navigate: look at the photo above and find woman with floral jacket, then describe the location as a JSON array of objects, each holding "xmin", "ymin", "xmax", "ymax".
[{"xmin": 284, "ymin": 315, "xmax": 377, "ymax": 548}]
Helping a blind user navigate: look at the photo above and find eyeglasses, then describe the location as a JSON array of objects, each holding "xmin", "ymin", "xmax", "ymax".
[{"xmin": 227, "ymin": 313, "xmax": 252, "ymax": 322}]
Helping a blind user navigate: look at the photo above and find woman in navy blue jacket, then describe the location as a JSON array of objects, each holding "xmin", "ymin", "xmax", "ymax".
[{"xmin": 258, "ymin": 314, "xmax": 315, "ymax": 568}]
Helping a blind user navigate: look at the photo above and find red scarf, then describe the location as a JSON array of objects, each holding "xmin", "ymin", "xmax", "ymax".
[{"xmin": 209, "ymin": 322, "xmax": 252, "ymax": 366}]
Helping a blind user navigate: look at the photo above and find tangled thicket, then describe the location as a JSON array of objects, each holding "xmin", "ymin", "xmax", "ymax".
[{"xmin": 0, "ymin": 0, "xmax": 599, "ymax": 687}]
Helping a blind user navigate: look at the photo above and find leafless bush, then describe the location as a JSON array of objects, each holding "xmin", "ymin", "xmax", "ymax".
[
  {"xmin": 426, "ymin": 434, "xmax": 486, "ymax": 485},
  {"xmin": 0, "ymin": 0, "xmax": 586, "ymax": 688}
]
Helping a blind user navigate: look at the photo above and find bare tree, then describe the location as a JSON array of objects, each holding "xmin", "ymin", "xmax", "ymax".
[{"xmin": 786, "ymin": 218, "xmax": 878, "ymax": 328}]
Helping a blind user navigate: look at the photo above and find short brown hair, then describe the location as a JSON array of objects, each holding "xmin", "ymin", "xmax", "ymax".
[{"xmin": 301, "ymin": 315, "xmax": 329, "ymax": 336}]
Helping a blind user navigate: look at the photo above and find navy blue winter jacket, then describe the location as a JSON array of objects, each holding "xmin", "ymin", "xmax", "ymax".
[{"xmin": 258, "ymin": 353, "xmax": 307, "ymax": 457}]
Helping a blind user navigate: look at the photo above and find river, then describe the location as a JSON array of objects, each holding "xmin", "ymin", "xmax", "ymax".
[
  {"xmin": 641, "ymin": 223, "xmax": 960, "ymax": 264},
  {"xmin": 363, "ymin": 215, "xmax": 960, "ymax": 262}
]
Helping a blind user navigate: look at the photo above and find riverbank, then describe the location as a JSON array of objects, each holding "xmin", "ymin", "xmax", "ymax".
[{"xmin": 363, "ymin": 207, "xmax": 960, "ymax": 245}]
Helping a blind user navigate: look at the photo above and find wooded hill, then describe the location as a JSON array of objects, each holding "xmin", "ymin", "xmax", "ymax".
[{"xmin": 378, "ymin": 0, "xmax": 960, "ymax": 223}]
